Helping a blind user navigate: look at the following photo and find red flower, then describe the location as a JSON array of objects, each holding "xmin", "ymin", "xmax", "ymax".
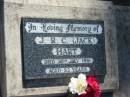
[{"xmin": 78, "ymin": 75, "xmax": 101, "ymax": 97}]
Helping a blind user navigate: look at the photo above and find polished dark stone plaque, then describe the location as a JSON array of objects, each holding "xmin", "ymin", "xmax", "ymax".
[{"xmin": 21, "ymin": 18, "xmax": 106, "ymax": 87}]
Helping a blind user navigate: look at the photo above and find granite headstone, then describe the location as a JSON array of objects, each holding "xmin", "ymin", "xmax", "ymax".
[{"xmin": 21, "ymin": 18, "xmax": 106, "ymax": 87}]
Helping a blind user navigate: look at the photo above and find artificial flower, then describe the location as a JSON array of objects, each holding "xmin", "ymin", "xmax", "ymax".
[
  {"xmin": 68, "ymin": 74, "xmax": 101, "ymax": 97},
  {"xmin": 68, "ymin": 73, "xmax": 88, "ymax": 95}
]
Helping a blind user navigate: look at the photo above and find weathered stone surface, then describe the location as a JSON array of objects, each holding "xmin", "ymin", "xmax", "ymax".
[
  {"xmin": 114, "ymin": 6, "xmax": 130, "ymax": 97},
  {"xmin": 0, "ymin": 0, "xmax": 118, "ymax": 97},
  {"xmin": 4, "ymin": 0, "xmax": 112, "ymax": 8}
]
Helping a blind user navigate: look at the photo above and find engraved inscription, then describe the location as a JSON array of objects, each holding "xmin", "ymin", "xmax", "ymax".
[
  {"xmin": 22, "ymin": 18, "xmax": 106, "ymax": 80},
  {"xmin": 25, "ymin": 22, "xmax": 103, "ymax": 34}
]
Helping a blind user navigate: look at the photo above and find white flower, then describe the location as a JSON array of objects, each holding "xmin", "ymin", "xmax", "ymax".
[
  {"xmin": 68, "ymin": 77, "xmax": 78, "ymax": 94},
  {"xmin": 68, "ymin": 73, "xmax": 88, "ymax": 95},
  {"xmin": 78, "ymin": 73, "xmax": 86, "ymax": 81}
]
